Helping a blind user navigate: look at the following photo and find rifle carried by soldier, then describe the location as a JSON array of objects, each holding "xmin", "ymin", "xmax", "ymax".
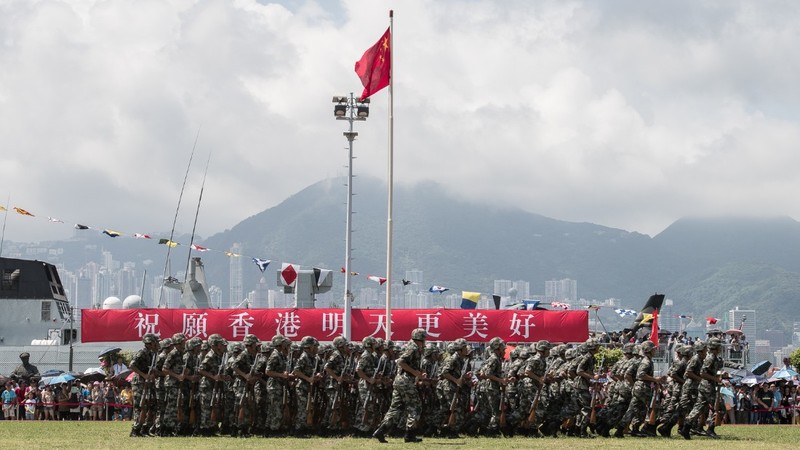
[
  {"xmin": 188, "ymin": 354, "xmax": 199, "ymax": 427},
  {"xmin": 306, "ymin": 358, "xmax": 320, "ymax": 427},
  {"xmin": 176, "ymin": 365, "xmax": 188, "ymax": 423},
  {"xmin": 647, "ymin": 382, "xmax": 660, "ymax": 426},
  {"xmin": 139, "ymin": 352, "xmax": 158, "ymax": 426},
  {"xmin": 360, "ymin": 357, "xmax": 384, "ymax": 428},
  {"xmin": 281, "ymin": 352, "xmax": 294, "ymax": 428},
  {"xmin": 448, "ymin": 354, "xmax": 472, "ymax": 428},
  {"xmin": 237, "ymin": 354, "xmax": 260, "ymax": 427}
]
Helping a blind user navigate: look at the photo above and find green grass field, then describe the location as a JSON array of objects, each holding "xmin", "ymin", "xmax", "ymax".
[{"xmin": 0, "ymin": 421, "xmax": 798, "ymax": 449}]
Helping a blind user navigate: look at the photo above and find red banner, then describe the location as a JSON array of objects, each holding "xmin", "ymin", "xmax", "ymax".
[{"xmin": 80, "ymin": 308, "xmax": 588, "ymax": 344}]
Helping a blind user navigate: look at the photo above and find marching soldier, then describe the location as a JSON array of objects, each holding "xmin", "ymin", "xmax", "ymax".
[
  {"xmin": 436, "ymin": 338, "xmax": 472, "ymax": 438},
  {"xmin": 232, "ymin": 334, "xmax": 262, "ymax": 437},
  {"xmin": 373, "ymin": 328, "xmax": 429, "ymax": 444},
  {"xmin": 595, "ymin": 342, "xmax": 635, "ymax": 437},
  {"xmin": 355, "ymin": 336, "xmax": 380, "ymax": 436},
  {"xmin": 324, "ymin": 336, "xmax": 352, "ymax": 432},
  {"xmin": 264, "ymin": 335, "xmax": 293, "ymax": 436},
  {"xmin": 222, "ymin": 342, "xmax": 243, "ymax": 435},
  {"xmin": 197, "ymin": 334, "xmax": 229, "ymax": 436},
  {"xmin": 151, "ymin": 337, "xmax": 174, "ymax": 436},
  {"xmin": 657, "ymin": 343, "xmax": 692, "ymax": 437},
  {"xmin": 574, "ymin": 339, "xmax": 599, "ymax": 438},
  {"xmin": 419, "ymin": 343, "xmax": 441, "ymax": 436},
  {"xmin": 161, "ymin": 333, "xmax": 187, "ymax": 437},
  {"xmin": 180, "ymin": 337, "xmax": 203, "ymax": 436},
  {"xmin": 518, "ymin": 340, "xmax": 551, "ymax": 434},
  {"xmin": 252, "ymin": 341, "xmax": 273, "ymax": 434},
  {"xmin": 677, "ymin": 340, "xmax": 707, "ymax": 439},
  {"xmin": 293, "ymin": 336, "xmax": 322, "ymax": 435},
  {"xmin": 617, "ymin": 340, "xmax": 665, "ymax": 438},
  {"xmin": 684, "ymin": 337, "xmax": 727, "ymax": 439},
  {"xmin": 468, "ymin": 337, "xmax": 509, "ymax": 436},
  {"xmin": 129, "ymin": 333, "xmax": 159, "ymax": 437}
]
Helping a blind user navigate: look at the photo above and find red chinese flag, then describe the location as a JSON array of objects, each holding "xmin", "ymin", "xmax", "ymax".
[
  {"xmin": 650, "ymin": 308, "xmax": 659, "ymax": 347},
  {"xmin": 355, "ymin": 27, "xmax": 391, "ymax": 101}
]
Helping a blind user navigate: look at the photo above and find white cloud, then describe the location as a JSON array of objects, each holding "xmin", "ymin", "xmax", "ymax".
[{"xmin": 1, "ymin": 0, "xmax": 799, "ymax": 243}]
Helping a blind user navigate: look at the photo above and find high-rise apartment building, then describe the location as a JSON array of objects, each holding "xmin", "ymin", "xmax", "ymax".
[
  {"xmin": 545, "ymin": 278, "xmax": 577, "ymax": 302},
  {"xmin": 728, "ymin": 307, "xmax": 756, "ymax": 341},
  {"xmin": 229, "ymin": 243, "xmax": 243, "ymax": 307}
]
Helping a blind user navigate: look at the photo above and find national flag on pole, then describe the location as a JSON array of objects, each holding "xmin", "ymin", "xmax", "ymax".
[
  {"xmin": 253, "ymin": 258, "xmax": 271, "ymax": 273},
  {"xmin": 13, "ymin": 207, "xmax": 34, "ymax": 216},
  {"xmin": 355, "ymin": 27, "xmax": 391, "ymax": 101},
  {"xmin": 650, "ymin": 308, "xmax": 659, "ymax": 346},
  {"xmin": 190, "ymin": 244, "xmax": 209, "ymax": 252},
  {"xmin": 461, "ymin": 291, "xmax": 480, "ymax": 309},
  {"xmin": 367, "ymin": 275, "xmax": 387, "ymax": 285},
  {"xmin": 102, "ymin": 229, "xmax": 121, "ymax": 238},
  {"xmin": 429, "ymin": 285, "xmax": 449, "ymax": 294}
]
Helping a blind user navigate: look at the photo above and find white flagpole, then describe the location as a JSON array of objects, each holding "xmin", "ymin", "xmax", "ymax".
[{"xmin": 385, "ymin": 10, "xmax": 394, "ymax": 340}]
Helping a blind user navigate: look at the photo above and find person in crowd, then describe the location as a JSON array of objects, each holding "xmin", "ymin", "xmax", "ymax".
[
  {"xmin": 23, "ymin": 391, "xmax": 37, "ymax": 420},
  {"xmin": 41, "ymin": 385, "xmax": 55, "ymax": 420},
  {"xmin": 2, "ymin": 381, "xmax": 17, "ymax": 420},
  {"xmin": 113, "ymin": 356, "xmax": 129, "ymax": 377},
  {"xmin": 120, "ymin": 385, "xmax": 133, "ymax": 420},
  {"xmin": 735, "ymin": 386, "xmax": 750, "ymax": 424},
  {"xmin": 755, "ymin": 383, "xmax": 773, "ymax": 424}
]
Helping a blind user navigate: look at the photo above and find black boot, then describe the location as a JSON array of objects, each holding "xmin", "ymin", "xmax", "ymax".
[
  {"xmin": 706, "ymin": 424, "xmax": 719, "ymax": 439},
  {"xmin": 404, "ymin": 429, "xmax": 423, "ymax": 443},
  {"xmin": 678, "ymin": 424, "xmax": 692, "ymax": 440},
  {"xmin": 129, "ymin": 427, "xmax": 141, "ymax": 437},
  {"xmin": 657, "ymin": 420, "xmax": 674, "ymax": 438},
  {"xmin": 641, "ymin": 423, "xmax": 657, "ymax": 437},
  {"xmin": 613, "ymin": 426, "xmax": 625, "ymax": 438},
  {"xmin": 373, "ymin": 424, "xmax": 388, "ymax": 443}
]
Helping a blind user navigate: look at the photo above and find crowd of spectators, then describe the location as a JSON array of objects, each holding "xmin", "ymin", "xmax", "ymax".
[{"xmin": 1, "ymin": 378, "xmax": 132, "ymax": 421}]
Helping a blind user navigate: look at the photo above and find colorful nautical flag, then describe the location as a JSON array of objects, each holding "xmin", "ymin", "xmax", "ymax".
[
  {"xmin": 367, "ymin": 275, "xmax": 387, "ymax": 285},
  {"xmin": 133, "ymin": 233, "xmax": 151, "ymax": 239},
  {"xmin": 0, "ymin": 206, "xmax": 5, "ymax": 212},
  {"xmin": 429, "ymin": 285, "xmax": 449, "ymax": 294},
  {"xmin": 190, "ymin": 244, "xmax": 209, "ymax": 252},
  {"xmin": 280, "ymin": 263, "xmax": 298, "ymax": 287},
  {"xmin": 47, "ymin": 217, "xmax": 64, "ymax": 223},
  {"xmin": 13, "ymin": 207, "xmax": 34, "ymax": 216},
  {"xmin": 461, "ymin": 291, "xmax": 480, "ymax": 309},
  {"xmin": 224, "ymin": 251, "xmax": 240, "ymax": 257},
  {"xmin": 102, "ymin": 229, "xmax": 121, "ymax": 238},
  {"xmin": 158, "ymin": 238, "xmax": 178, "ymax": 248},
  {"xmin": 615, "ymin": 308, "xmax": 637, "ymax": 317},
  {"xmin": 524, "ymin": 300, "xmax": 541, "ymax": 310},
  {"xmin": 355, "ymin": 27, "xmax": 391, "ymax": 100},
  {"xmin": 253, "ymin": 258, "xmax": 271, "ymax": 273},
  {"xmin": 493, "ymin": 295, "xmax": 502, "ymax": 310},
  {"xmin": 75, "ymin": 224, "xmax": 89, "ymax": 230},
  {"xmin": 402, "ymin": 279, "xmax": 412, "ymax": 286},
  {"xmin": 639, "ymin": 313, "xmax": 654, "ymax": 326},
  {"xmin": 551, "ymin": 302, "xmax": 570, "ymax": 310}
]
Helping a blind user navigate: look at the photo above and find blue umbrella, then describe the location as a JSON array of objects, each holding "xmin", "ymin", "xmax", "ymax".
[
  {"xmin": 772, "ymin": 369, "xmax": 799, "ymax": 380},
  {"xmin": 741, "ymin": 375, "xmax": 767, "ymax": 386},
  {"xmin": 41, "ymin": 369, "xmax": 64, "ymax": 378},
  {"xmin": 750, "ymin": 360, "xmax": 771, "ymax": 376},
  {"xmin": 47, "ymin": 373, "xmax": 75, "ymax": 385}
]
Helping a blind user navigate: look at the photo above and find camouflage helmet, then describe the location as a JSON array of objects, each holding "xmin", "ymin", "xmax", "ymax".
[
  {"xmin": 446, "ymin": 342, "xmax": 457, "ymax": 353},
  {"xmin": 384, "ymin": 340, "xmax": 395, "ymax": 350},
  {"xmin": 622, "ymin": 343, "xmax": 636, "ymax": 354},
  {"xmin": 510, "ymin": 347, "xmax": 521, "ymax": 359},
  {"xmin": 452, "ymin": 338, "xmax": 468, "ymax": 351},
  {"xmin": 159, "ymin": 338, "xmax": 174, "ymax": 350},
  {"xmin": 707, "ymin": 337, "xmax": 723, "ymax": 350},
  {"xmin": 291, "ymin": 343, "xmax": 301, "ymax": 353},
  {"xmin": 536, "ymin": 340, "xmax": 553, "ymax": 352},
  {"xmin": 693, "ymin": 340, "xmax": 707, "ymax": 352},
  {"xmin": 584, "ymin": 339, "xmax": 599, "ymax": 351},
  {"xmin": 260, "ymin": 342, "xmax": 274, "ymax": 353},
  {"xmin": 300, "ymin": 336, "xmax": 319, "ymax": 348},
  {"xmin": 640, "ymin": 340, "xmax": 656, "ymax": 353},
  {"xmin": 243, "ymin": 334, "xmax": 260, "ymax": 346},
  {"xmin": 208, "ymin": 333, "xmax": 225, "ymax": 347},
  {"xmin": 271, "ymin": 334, "xmax": 290, "ymax": 347},
  {"xmin": 229, "ymin": 342, "xmax": 244, "ymax": 353},
  {"xmin": 411, "ymin": 328, "xmax": 428, "ymax": 341},
  {"xmin": 518, "ymin": 347, "xmax": 530, "ymax": 359},
  {"xmin": 488, "ymin": 337, "xmax": 505, "ymax": 351},
  {"xmin": 424, "ymin": 343, "xmax": 438, "ymax": 357},
  {"xmin": 565, "ymin": 348, "xmax": 576, "ymax": 360},
  {"xmin": 186, "ymin": 337, "xmax": 202, "ymax": 351},
  {"xmin": 171, "ymin": 333, "xmax": 186, "ymax": 345},
  {"xmin": 374, "ymin": 338, "xmax": 385, "ymax": 350},
  {"xmin": 332, "ymin": 336, "xmax": 348, "ymax": 348},
  {"xmin": 142, "ymin": 333, "xmax": 159, "ymax": 345},
  {"xmin": 362, "ymin": 336, "xmax": 377, "ymax": 349},
  {"xmin": 678, "ymin": 345, "xmax": 695, "ymax": 357},
  {"xmin": 200, "ymin": 342, "xmax": 210, "ymax": 352}
]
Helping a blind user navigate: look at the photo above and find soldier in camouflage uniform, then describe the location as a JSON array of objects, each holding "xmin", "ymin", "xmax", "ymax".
[
  {"xmin": 373, "ymin": 328, "xmax": 429, "ymax": 444},
  {"xmin": 540, "ymin": 344, "xmax": 566, "ymax": 436},
  {"xmin": 292, "ymin": 336, "xmax": 322, "ymax": 435},
  {"xmin": 502, "ymin": 346, "xmax": 525, "ymax": 436},
  {"xmin": 608, "ymin": 343, "xmax": 640, "ymax": 437},
  {"xmin": 436, "ymin": 338, "xmax": 472, "ymax": 438},
  {"xmin": 180, "ymin": 337, "xmax": 203, "ymax": 436},
  {"xmin": 683, "ymin": 337, "xmax": 726, "ymax": 439},
  {"xmin": 161, "ymin": 333, "xmax": 188, "ymax": 436},
  {"xmin": 677, "ymin": 340, "xmax": 707, "ymax": 439},
  {"xmin": 324, "ymin": 336, "xmax": 352, "ymax": 431},
  {"xmin": 196, "ymin": 334, "xmax": 229, "ymax": 436},
  {"xmin": 556, "ymin": 347, "xmax": 580, "ymax": 435},
  {"xmin": 574, "ymin": 339, "xmax": 599, "ymax": 438},
  {"xmin": 419, "ymin": 343, "xmax": 441, "ymax": 436},
  {"xmin": 129, "ymin": 333, "xmax": 159, "ymax": 437},
  {"xmin": 221, "ymin": 342, "xmax": 243, "ymax": 435},
  {"xmin": 375, "ymin": 340, "xmax": 395, "ymax": 418},
  {"xmin": 355, "ymin": 336, "xmax": 380, "ymax": 435},
  {"xmin": 151, "ymin": 337, "xmax": 174, "ymax": 436},
  {"xmin": 517, "ymin": 340, "xmax": 551, "ymax": 434},
  {"xmin": 467, "ymin": 337, "xmax": 508, "ymax": 436},
  {"xmin": 264, "ymin": 335, "xmax": 293, "ymax": 435},
  {"xmin": 595, "ymin": 342, "xmax": 635, "ymax": 437},
  {"xmin": 232, "ymin": 334, "xmax": 262, "ymax": 437},
  {"xmin": 252, "ymin": 341, "xmax": 273, "ymax": 434},
  {"xmin": 657, "ymin": 343, "xmax": 692, "ymax": 437},
  {"xmin": 617, "ymin": 340, "xmax": 665, "ymax": 438}
]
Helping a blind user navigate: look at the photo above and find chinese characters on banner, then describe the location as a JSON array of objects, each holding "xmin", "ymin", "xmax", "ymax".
[{"xmin": 81, "ymin": 308, "xmax": 588, "ymax": 343}]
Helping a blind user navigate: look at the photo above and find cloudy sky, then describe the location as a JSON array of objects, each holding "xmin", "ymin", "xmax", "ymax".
[{"xmin": 2, "ymin": 0, "xmax": 799, "ymax": 244}]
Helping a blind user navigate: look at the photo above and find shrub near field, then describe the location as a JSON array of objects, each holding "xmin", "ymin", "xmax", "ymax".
[{"xmin": 0, "ymin": 421, "xmax": 799, "ymax": 449}]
